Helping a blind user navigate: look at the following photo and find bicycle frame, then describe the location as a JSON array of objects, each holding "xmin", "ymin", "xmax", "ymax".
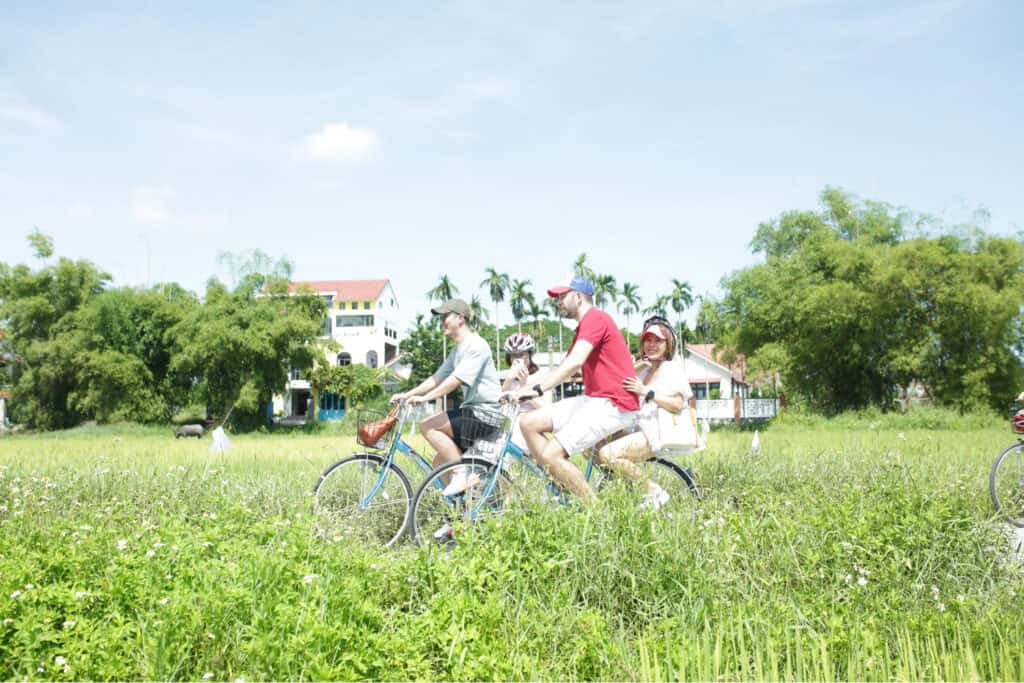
[{"xmin": 358, "ymin": 403, "xmax": 435, "ymax": 507}]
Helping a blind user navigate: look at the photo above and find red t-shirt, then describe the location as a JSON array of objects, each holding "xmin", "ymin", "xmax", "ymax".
[{"xmin": 567, "ymin": 307, "xmax": 640, "ymax": 412}]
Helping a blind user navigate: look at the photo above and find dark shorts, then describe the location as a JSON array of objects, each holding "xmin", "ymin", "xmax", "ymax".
[{"xmin": 447, "ymin": 406, "xmax": 502, "ymax": 452}]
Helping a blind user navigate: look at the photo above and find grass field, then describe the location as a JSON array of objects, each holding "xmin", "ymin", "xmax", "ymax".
[{"xmin": 1, "ymin": 415, "xmax": 1022, "ymax": 681}]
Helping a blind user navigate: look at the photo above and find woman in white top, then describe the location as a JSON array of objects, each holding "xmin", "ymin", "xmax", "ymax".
[
  {"xmin": 501, "ymin": 332, "xmax": 548, "ymax": 450},
  {"xmin": 596, "ymin": 316, "xmax": 694, "ymax": 509}
]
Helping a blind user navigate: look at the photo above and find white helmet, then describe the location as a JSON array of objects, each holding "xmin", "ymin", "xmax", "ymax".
[{"xmin": 503, "ymin": 332, "xmax": 536, "ymax": 354}]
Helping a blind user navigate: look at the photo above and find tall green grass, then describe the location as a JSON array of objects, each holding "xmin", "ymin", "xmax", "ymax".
[{"xmin": 0, "ymin": 418, "xmax": 1021, "ymax": 680}]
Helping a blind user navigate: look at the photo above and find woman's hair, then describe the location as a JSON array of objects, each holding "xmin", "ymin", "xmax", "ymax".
[
  {"xmin": 640, "ymin": 319, "xmax": 677, "ymax": 360},
  {"xmin": 505, "ymin": 351, "xmax": 539, "ymax": 375}
]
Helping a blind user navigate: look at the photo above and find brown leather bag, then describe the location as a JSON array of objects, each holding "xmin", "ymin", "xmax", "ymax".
[{"xmin": 358, "ymin": 405, "xmax": 399, "ymax": 447}]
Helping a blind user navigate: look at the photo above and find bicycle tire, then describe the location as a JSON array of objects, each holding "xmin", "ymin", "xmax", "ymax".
[
  {"xmin": 313, "ymin": 452, "xmax": 413, "ymax": 547},
  {"xmin": 409, "ymin": 457, "xmax": 519, "ymax": 546},
  {"xmin": 990, "ymin": 441, "xmax": 1024, "ymax": 528},
  {"xmin": 598, "ymin": 457, "xmax": 700, "ymax": 509}
]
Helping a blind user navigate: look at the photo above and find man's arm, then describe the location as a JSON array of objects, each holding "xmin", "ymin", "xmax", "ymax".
[
  {"xmin": 412, "ymin": 374, "xmax": 462, "ymax": 403},
  {"xmin": 517, "ymin": 340, "xmax": 593, "ymax": 397}
]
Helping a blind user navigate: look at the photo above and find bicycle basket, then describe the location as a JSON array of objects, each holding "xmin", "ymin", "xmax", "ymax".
[
  {"xmin": 357, "ymin": 406, "xmax": 399, "ymax": 448},
  {"xmin": 453, "ymin": 405, "xmax": 508, "ymax": 458}
]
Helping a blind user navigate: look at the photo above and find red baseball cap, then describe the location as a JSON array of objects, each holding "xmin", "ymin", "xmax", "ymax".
[{"xmin": 642, "ymin": 326, "xmax": 669, "ymax": 341}]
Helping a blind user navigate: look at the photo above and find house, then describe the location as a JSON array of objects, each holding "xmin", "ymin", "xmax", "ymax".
[
  {"xmin": 682, "ymin": 343, "xmax": 750, "ymax": 400},
  {"xmin": 275, "ymin": 279, "xmax": 402, "ymax": 421}
]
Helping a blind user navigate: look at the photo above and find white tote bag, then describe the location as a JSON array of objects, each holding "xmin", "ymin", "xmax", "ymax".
[{"xmin": 638, "ymin": 402, "xmax": 700, "ymax": 453}]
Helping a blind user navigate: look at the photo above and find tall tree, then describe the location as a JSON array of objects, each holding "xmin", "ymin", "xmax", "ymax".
[
  {"xmin": 468, "ymin": 295, "xmax": 489, "ymax": 324},
  {"xmin": 426, "ymin": 274, "xmax": 459, "ymax": 303},
  {"xmin": 479, "ymin": 268, "xmax": 510, "ymax": 357},
  {"xmin": 592, "ymin": 273, "xmax": 619, "ymax": 310},
  {"xmin": 618, "ymin": 281, "xmax": 642, "ymax": 348},
  {"xmin": 526, "ymin": 296, "xmax": 547, "ymax": 338},
  {"xmin": 669, "ymin": 278, "xmax": 694, "ymax": 350},
  {"xmin": 509, "ymin": 279, "xmax": 533, "ymax": 333},
  {"xmin": 573, "ymin": 253, "xmax": 596, "ymax": 280},
  {"xmin": 643, "ymin": 294, "xmax": 671, "ymax": 319}
]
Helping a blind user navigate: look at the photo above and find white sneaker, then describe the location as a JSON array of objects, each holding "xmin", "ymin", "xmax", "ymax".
[
  {"xmin": 432, "ymin": 522, "xmax": 453, "ymax": 540},
  {"xmin": 442, "ymin": 468, "xmax": 480, "ymax": 496},
  {"xmin": 639, "ymin": 486, "xmax": 670, "ymax": 510}
]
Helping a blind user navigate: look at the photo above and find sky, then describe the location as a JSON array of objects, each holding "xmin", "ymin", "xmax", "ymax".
[{"xmin": 2, "ymin": 0, "xmax": 1022, "ymax": 333}]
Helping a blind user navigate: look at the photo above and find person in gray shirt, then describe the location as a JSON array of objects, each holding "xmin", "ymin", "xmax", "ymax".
[{"xmin": 392, "ymin": 298, "xmax": 501, "ymax": 484}]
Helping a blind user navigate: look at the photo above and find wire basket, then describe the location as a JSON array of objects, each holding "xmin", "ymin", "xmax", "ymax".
[
  {"xmin": 454, "ymin": 404, "xmax": 510, "ymax": 459},
  {"xmin": 356, "ymin": 408, "xmax": 399, "ymax": 449}
]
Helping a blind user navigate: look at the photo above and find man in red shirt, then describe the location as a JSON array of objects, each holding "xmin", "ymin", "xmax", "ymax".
[{"xmin": 513, "ymin": 276, "xmax": 639, "ymax": 502}]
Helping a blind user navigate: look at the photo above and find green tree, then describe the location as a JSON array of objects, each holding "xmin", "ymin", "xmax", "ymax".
[
  {"xmin": 479, "ymin": 267, "xmax": 511, "ymax": 359},
  {"xmin": 719, "ymin": 186, "xmax": 1024, "ymax": 413},
  {"xmin": 170, "ymin": 274, "xmax": 326, "ymax": 428},
  {"xmin": 592, "ymin": 273, "xmax": 618, "ymax": 310},
  {"xmin": 469, "ymin": 295, "xmax": 489, "ymax": 325},
  {"xmin": 509, "ymin": 279, "xmax": 533, "ymax": 333},
  {"xmin": 669, "ymin": 278, "xmax": 694, "ymax": 349},
  {"xmin": 307, "ymin": 362, "xmax": 381, "ymax": 413},
  {"xmin": 573, "ymin": 253, "xmax": 596, "ymax": 280},
  {"xmin": 643, "ymin": 294, "xmax": 671, "ymax": 319},
  {"xmin": 399, "ymin": 314, "xmax": 445, "ymax": 387},
  {"xmin": 618, "ymin": 282, "xmax": 642, "ymax": 348},
  {"xmin": 426, "ymin": 274, "xmax": 459, "ymax": 303}
]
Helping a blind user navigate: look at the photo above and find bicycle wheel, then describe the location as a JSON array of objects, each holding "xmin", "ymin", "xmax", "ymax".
[
  {"xmin": 313, "ymin": 453, "xmax": 412, "ymax": 547},
  {"xmin": 599, "ymin": 457, "xmax": 700, "ymax": 511},
  {"xmin": 410, "ymin": 457, "xmax": 520, "ymax": 546},
  {"xmin": 990, "ymin": 441, "xmax": 1024, "ymax": 527}
]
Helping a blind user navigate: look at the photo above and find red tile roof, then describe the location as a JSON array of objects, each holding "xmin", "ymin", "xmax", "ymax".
[
  {"xmin": 686, "ymin": 343, "xmax": 747, "ymax": 384},
  {"xmin": 289, "ymin": 279, "xmax": 390, "ymax": 301}
]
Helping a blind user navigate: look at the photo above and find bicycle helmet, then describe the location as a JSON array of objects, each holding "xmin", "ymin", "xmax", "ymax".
[
  {"xmin": 503, "ymin": 332, "xmax": 536, "ymax": 354},
  {"xmin": 1012, "ymin": 409, "xmax": 1024, "ymax": 434}
]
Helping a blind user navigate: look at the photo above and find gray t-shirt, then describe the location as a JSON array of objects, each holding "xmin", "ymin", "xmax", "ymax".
[{"xmin": 435, "ymin": 332, "xmax": 501, "ymax": 407}]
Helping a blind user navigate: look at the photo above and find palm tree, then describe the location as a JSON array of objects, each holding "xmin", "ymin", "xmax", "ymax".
[
  {"xmin": 573, "ymin": 253, "xmax": 596, "ymax": 280},
  {"xmin": 426, "ymin": 275, "xmax": 460, "ymax": 408},
  {"xmin": 618, "ymin": 281, "xmax": 642, "ymax": 349},
  {"xmin": 669, "ymin": 278, "xmax": 694, "ymax": 353},
  {"xmin": 479, "ymin": 268, "xmax": 511, "ymax": 359},
  {"xmin": 644, "ymin": 294, "xmax": 671, "ymax": 319},
  {"xmin": 509, "ymin": 279, "xmax": 532, "ymax": 333},
  {"xmin": 592, "ymin": 273, "xmax": 618, "ymax": 310},
  {"xmin": 469, "ymin": 295, "xmax": 489, "ymax": 324},
  {"xmin": 526, "ymin": 296, "xmax": 547, "ymax": 338},
  {"xmin": 426, "ymin": 274, "xmax": 459, "ymax": 303}
]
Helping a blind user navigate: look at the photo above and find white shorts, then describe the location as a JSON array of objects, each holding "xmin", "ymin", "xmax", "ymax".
[{"xmin": 549, "ymin": 395, "xmax": 638, "ymax": 456}]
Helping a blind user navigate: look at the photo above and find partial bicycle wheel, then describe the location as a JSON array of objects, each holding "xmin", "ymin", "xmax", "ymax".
[
  {"xmin": 410, "ymin": 457, "xmax": 520, "ymax": 546},
  {"xmin": 313, "ymin": 453, "xmax": 412, "ymax": 547},
  {"xmin": 990, "ymin": 441, "xmax": 1024, "ymax": 527},
  {"xmin": 598, "ymin": 457, "xmax": 699, "ymax": 512}
]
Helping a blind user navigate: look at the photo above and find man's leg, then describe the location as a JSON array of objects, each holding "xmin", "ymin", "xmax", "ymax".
[
  {"xmin": 419, "ymin": 411, "xmax": 461, "ymax": 469},
  {"xmin": 534, "ymin": 436, "xmax": 596, "ymax": 502},
  {"xmin": 518, "ymin": 407, "xmax": 554, "ymax": 464}
]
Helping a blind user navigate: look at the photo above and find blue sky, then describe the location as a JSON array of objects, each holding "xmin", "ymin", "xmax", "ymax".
[{"xmin": 2, "ymin": 1, "xmax": 1021, "ymax": 332}]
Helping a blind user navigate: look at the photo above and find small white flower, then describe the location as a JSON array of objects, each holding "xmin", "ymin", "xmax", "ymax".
[
  {"xmin": 843, "ymin": 574, "xmax": 852, "ymax": 585},
  {"xmin": 23, "ymin": 584, "xmax": 33, "ymax": 590},
  {"xmin": 75, "ymin": 591, "xmax": 87, "ymax": 599},
  {"xmin": 159, "ymin": 597, "xmax": 169, "ymax": 605},
  {"xmin": 937, "ymin": 602, "xmax": 946, "ymax": 612},
  {"xmin": 858, "ymin": 575, "xmax": 868, "ymax": 587},
  {"xmin": 54, "ymin": 656, "xmax": 67, "ymax": 666},
  {"xmin": 146, "ymin": 550, "xmax": 156, "ymax": 558},
  {"xmin": 63, "ymin": 620, "xmax": 76, "ymax": 629},
  {"xmin": 207, "ymin": 632, "xmax": 215, "ymax": 640},
  {"xmin": 202, "ymin": 674, "xmax": 214, "ymax": 680},
  {"xmin": 303, "ymin": 574, "xmax": 317, "ymax": 584},
  {"xmin": 116, "ymin": 539, "xmax": 129, "ymax": 551},
  {"xmin": 9, "ymin": 590, "xmax": 21, "ymax": 599},
  {"xmin": 2, "ymin": 618, "xmax": 13, "ymax": 625}
]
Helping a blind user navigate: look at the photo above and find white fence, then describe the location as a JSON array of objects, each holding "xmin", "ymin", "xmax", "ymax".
[{"xmin": 694, "ymin": 398, "xmax": 779, "ymax": 422}]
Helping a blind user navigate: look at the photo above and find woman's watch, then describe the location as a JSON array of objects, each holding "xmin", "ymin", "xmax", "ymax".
[
  {"xmin": 533, "ymin": 383, "xmax": 544, "ymax": 398},
  {"xmin": 645, "ymin": 389, "xmax": 655, "ymax": 403}
]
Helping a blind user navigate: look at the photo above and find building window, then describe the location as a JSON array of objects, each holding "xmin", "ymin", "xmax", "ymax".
[
  {"xmin": 322, "ymin": 316, "xmax": 332, "ymax": 336},
  {"xmin": 366, "ymin": 350, "xmax": 378, "ymax": 368},
  {"xmin": 323, "ymin": 295, "xmax": 334, "ymax": 307},
  {"xmin": 363, "ymin": 301, "xmax": 371, "ymax": 310},
  {"xmin": 337, "ymin": 353, "xmax": 351, "ymax": 366},
  {"xmin": 338, "ymin": 315, "xmax": 373, "ymax": 327}
]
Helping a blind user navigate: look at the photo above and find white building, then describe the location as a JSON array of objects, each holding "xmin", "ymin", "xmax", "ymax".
[
  {"xmin": 683, "ymin": 343, "xmax": 749, "ymax": 399},
  {"xmin": 277, "ymin": 279, "xmax": 402, "ymax": 421}
]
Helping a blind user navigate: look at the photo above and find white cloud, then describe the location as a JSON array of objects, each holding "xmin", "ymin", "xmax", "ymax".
[
  {"xmin": 0, "ymin": 93, "xmax": 61, "ymax": 131},
  {"xmin": 301, "ymin": 122, "xmax": 379, "ymax": 162},
  {"xmin": 131, "ymin": 186, "xmax": 176, "ymax": 224}
]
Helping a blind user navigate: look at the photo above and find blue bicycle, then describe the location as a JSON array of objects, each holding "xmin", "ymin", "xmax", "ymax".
[
  {"xmin": 408, "ymin": 402, "xmax": 700, "ymax": 545},
  {"xmin": 312, "ymin": 401, "xmax": 435, "ymax": 547}
]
